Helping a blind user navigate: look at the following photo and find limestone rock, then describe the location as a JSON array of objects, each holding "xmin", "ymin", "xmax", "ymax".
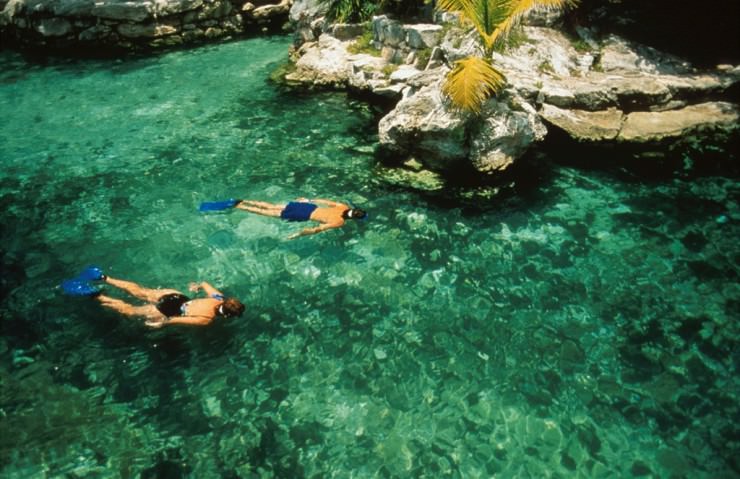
[
  {"xmin": 523, "ymin": 7, "xmax": 564, "ymax": 28},
  {"xmin": 93, "ymin": 1, "xmax": 154, "ymax": 22},
  {"xmin": 152, "ymin": 0, "xmax": 204, "ymax": 16},
  {"xmin": 493, "ymin": 27, "xmax": 583, "ymax": 79},
  {"xmin": 373, "ymin": 15, "xmax": 404, "ymax": 48},
  {"xmin": 287, "ymin": 34, "xmax": 353, "ymax": 86},
  {"xmin": 118, "ymin": 21, "xmax": 178, "ymax": 38},
  {"xmin": 405, "ymin": 24, "xmax": 442, "ymax": 50},
  {"xmin": 540, "ymin": 104, "xmax": 623, "ymax": 141},
  {"xmin": 330, "ymin": 22, "xmax": 363, "ymax": 41},
  {"xmin": 284, "ymin": 18, "xmax": 740, "ymax": 178},
  {"xmin": 288, "ymin": 0, "xmax": 326, "ymax": 24},
  {"xmin": 1, "ymin": 0, "xmax": 25, "ymax": 26},
  {"xmin": 195, "ymin": 0, "xmax": 231, "ymax": 20},
  {"xmin": 539, "ymin": 102, "xmax": 739, "ymax": 143},
  {"xmin": 51, "ymin": 0, "xmax": 96, "ymax": 17},
  {"xmin": 470, "ymin": 97, "xmax": 548, "ymax": 173},
  {"xmin": 599, "ymin": 34, "xmax": 692, "ymax": 75},
  {"xmin": 78, "ymin": 24, "xmax": 112, "ymax": 41},
  {"xmin": 619, "ymin": 102, "xmax": 739, "ymax": 142},
  {"xmin": 378, "ymin": 79, "xmax": 470, "ymax": 171},
  {"xmin": 288, "ymin": 0, "xmax": 327, "ymax": 43},
  {"xmin": 389, "ymin": 65, "xmax": 421, "ymax": 83},
  {"xmin": 537, "ymin": 80, "xmax": 617, "ymax": 111},
  {"xmin": 2, "ymin": 0, "xmax": 292, "ymax": 50},
  {"xmin": 251, "ymin": 0, "xmax": 290, "ymax": 20},
  {"xmin": 36, "ymin": 17, "xmax": 72, "ymax": 36}
]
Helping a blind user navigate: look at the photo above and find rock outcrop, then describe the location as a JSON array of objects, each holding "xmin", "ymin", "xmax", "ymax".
[
  {"xmin": 0, "ymin": 0, "xmax": 294, "ymax": 52},
  {"xmin": 284, "ymin": 7, "xmax": 740, "ymax": 178}
]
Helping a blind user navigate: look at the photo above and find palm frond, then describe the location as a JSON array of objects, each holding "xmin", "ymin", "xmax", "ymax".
[
  {"xmin": 467, "ymin": 0, "xmax": 514, "ymax": 53},
  {"xmin": 442, "ymin": 56, "xmax": 506, "ymax": 113},
  {"xmin": 436, "ymin": 0, "xmax": 469, "ymax": 14},
  {"xmin": 489, "ymin": 0, "xmax": 576, "ymax": 45}
]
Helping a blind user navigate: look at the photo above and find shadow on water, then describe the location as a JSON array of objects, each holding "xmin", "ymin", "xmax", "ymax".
[{"xmin": 542, "ymin": 121, "xmax": 740, "ymax": 183}]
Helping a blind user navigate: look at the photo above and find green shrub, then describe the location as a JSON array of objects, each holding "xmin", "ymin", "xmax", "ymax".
[
  {"xmin": 323, "ymin": 0, "xmax": 377, "ymax": 23},
  {"xmin": 347, "ymin": 26, "xmax": 381, "ymax": 56},
  {"xmin": 269, "ymin": 59, "xmax": 297, "ymax": 83},
  {"xmin": 415, "ymin": 47, "xmax": 432, "ymax": 68},
  {"xmin": 382, "ymin": 64, "xmax": 398, "ymax": 76},
  {"xmin": 496, "ymin": 27, "xmax": 529, "ymax": 52}
]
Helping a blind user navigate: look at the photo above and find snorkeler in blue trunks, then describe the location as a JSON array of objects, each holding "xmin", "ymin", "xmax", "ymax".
[{"xmin": 235, "ymin": 198, "xmax": 366, "ymax": 239}]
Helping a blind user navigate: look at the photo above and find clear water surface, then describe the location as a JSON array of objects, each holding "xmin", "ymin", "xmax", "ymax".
[{"xmin": 0, "ymin": 37, "xmax": 738, "ymax": 478}]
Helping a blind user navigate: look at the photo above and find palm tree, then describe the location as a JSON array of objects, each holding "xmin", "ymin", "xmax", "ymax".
[{"xmin": 437, "ymin": 0, "xmax": 575, "ymax": 113}]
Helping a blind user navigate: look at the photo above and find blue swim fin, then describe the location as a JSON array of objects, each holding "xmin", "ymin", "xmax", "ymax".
[
  {"xmin": 78, "ymin": 265, "xmax": 105, "ymax": 281},
  {"xmin": 199, "ymin": 199, "xmax": 241, "ymax": 212},
  {"xmin": 61, "ymin": 279, "xmax": 101, "ymax": 297}
]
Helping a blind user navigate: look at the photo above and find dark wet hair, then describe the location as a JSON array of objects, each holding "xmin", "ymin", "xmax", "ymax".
[
  {"xmin": 219, "ymin": 298, "xmax": 245, "ymax": 318},
  {"xmin": 343, "ymin": 208, "xmax": 367, "ymax": 220}
]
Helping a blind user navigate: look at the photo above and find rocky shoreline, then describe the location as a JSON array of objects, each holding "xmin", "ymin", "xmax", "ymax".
[
  {"xmin": 2, "ymin": 0, "xmax": 738, "ymax": 183},
  {"xmin": 285, "ymin": 7, "xmax": 740, "ymax": 181},
  {"xmin": 0, "ymin": 0, "xmax": 293, "ymax": 53}
]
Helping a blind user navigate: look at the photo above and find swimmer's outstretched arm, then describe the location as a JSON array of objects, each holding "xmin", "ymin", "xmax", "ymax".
[
  {"xmin": 146, "ymin": 315, "xmax": 213, "ymax": 328},
  {"xmin": 189, "ymin": 281, "xmax": 223, "ymax": 298},
  {"xmin": 288, "ymin": 222, "xmax": 343, "ymax": 239}
]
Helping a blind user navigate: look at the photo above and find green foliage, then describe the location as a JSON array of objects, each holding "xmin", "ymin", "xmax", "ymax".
[
  {"xmin": 269, "ymin": 59, "xmax": 297, "ymax": 84},
  {"xmin": 415, "ymin": 47, "xmax": 433, "ymax": 68},
  {"xmin": 437, "ymin": 0, "xmax": 514, "ymax": 55},
  {"xmin": 495, "ymin": 26, "xmax": 529, "ymax": 51},
  {"xmin": 382, "ymin": 64, "xmax": 399, "ymax": 76},
  {"xmin": 322, "ymin": 0, "xmax": 428, "ymax": 22},
  {"xmin": 570, "ymin": 38, "xmax": 591, "ymax": 53},
  {"xmin": 347, "ymin": 26, "xmax": 381, "ymax": 55},
  {"xmin": 323, "ymin": 0, "xmax": 377, "ymax": 23},
  {"xmin": 378, "ymin": 0, "xmax": 428, "ymax": 20}
]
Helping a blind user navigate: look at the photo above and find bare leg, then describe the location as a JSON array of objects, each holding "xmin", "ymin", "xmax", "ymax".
[
  {"xmin": 240, "ymin": 200, "xmax": 282, "ymax": 209},
  {"xmin": 104, "ymin": 276, "xmax": 181, "ymax": 303},
  {"xmin": 97, "ymin": 295, "xmax": 166, "ymax": 321},
  {"xmin": 235, "ymin": 201, "xmax": 284, "ymax": 217}
]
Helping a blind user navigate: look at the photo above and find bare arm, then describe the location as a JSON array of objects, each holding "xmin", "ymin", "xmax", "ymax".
[
  {"xmin": 189, "ymin": 281, "xmax": 224, "ymax": 298},
  {"xmin": 147, "ymin": 315, "xmax": 214, "ymax": 328},
  {"xmin": 288, "ymin": 222, "xmax": 343, "ymax": 239}
]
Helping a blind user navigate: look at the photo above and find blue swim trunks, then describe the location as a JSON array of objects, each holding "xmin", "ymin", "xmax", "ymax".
[{"xmin": 280, "ymin": 202, "xmax": 318, "ymax": 222}]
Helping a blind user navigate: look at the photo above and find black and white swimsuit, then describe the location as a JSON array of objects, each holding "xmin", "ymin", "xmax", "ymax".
[{"xmin": 155, "ymin": 293, "xmax": 191, "ymax": 317}]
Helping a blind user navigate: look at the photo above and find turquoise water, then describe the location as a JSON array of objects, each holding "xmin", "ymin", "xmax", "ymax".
[{"xmin": 1, "ymin": 37, "xmax": 738, "ymax": 478}]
